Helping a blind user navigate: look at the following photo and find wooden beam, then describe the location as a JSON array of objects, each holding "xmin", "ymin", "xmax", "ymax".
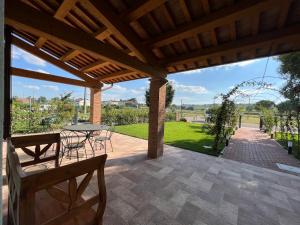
[
  {"xmin": 4, "ymin": 26, "xmax": 12, "ymax": 139},
  {"xmin": 35, "ymin": 37, "xmax": 47, "ymax": 48},
  {"xmin": 200, "ymin": 0, "xmax": 210, "ymax": 14},
  {"xmin": 99, "ymin": 70, "xmax": 137, "ymax": 81},
  {"xmin": 147, "ymin": 0, "xmax": 274, "ymax": 48},
  {"xmin": 11, "ymin": 67, "xmax": 98, "ymax": 88},
  {"xmin": 124, "ymin": 0, "xmax": 167, "ymax": 22},
  {"xmin": 60, "ymin": 27, "xmax": 109, "ymax": 62},
  {"xmin": 251, "ymin": 12, "xmax": 260, "ymax": 36},
  {"xmin": 34, "ymin": 0, "xmax": 77, "ymax": 48},
  {"xmin": 82, "ymin": 0, "xmax": 160, "ymax": 66},
  {"xmin": 277, "ymin": 0, "xmax": 292, "ymax": 28},
  {"xmin": 54, "ymin": 0, "xmax": 77, "ymax": 19},
  {"xmin": 60, "ymin": 49, "xmax": 80, "ymax": 61},
  {"xmin": 6, "ymin": 0, "xmax": 165, "ymax": 77},
  {"xmin": 80, "ymin": 60, "xmax": 108, "ymax": 72},
  {"xmin": 12, "ymin": 37, "xmax": 98, "ymax": 83},
  {"xmin": 163, "ymin": 25, "xmax": 300, "ymax": 66}
]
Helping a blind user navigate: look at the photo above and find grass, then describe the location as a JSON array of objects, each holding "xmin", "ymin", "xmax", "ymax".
[
  {"xmin": 114, "ymin": 121, "xmax": 221, "ymax": 156},
  {"xmin": 275, "ymin": 132, "xmax": 300, "ymax": 160},
  {"xmin": 241, "ymin": 115, "xmax": 260, "ymax": 124}
]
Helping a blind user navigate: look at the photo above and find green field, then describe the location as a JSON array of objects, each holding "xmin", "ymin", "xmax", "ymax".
[
  {"xmin": 115, "ymin": 122, "xmax": 220, "ymax": 155},
  {"xmin": 241, "ymin": 115, "xmax": 260, "ymax": 124}
]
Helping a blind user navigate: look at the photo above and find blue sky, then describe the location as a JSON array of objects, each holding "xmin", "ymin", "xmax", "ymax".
[{"xmin": 12, "ymin": 45, "xmax": 286, "ymax": 105}]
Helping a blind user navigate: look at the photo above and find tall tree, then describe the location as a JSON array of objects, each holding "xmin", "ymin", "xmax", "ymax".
[
  {"xmin": 278, "ymin": 53, "xmax": 300, "ymax": 100},
  {"xmin": 255, "ymin": 100, "xmax": 275, "ymax": 111},
  {"xmin": 145, "ymin": 82, "xmax": 175, "ymax": 108}
]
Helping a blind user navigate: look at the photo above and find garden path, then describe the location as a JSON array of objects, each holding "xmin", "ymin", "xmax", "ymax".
[{"xmin": 223, "ymin": 127, "xmax": 300, "ymax": 176}]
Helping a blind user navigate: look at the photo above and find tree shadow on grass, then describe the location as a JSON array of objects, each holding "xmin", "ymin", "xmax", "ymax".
[
  {"xmin": 185, "ymin": 123, "xmax": 212, "ymax": 134},
  {"xmin": 165, "ymin": 138, "xmax": 219, "ymax": 156}
]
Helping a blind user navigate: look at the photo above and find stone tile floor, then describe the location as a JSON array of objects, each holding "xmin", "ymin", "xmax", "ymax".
[
  {"xmin": 3, "ymin": 132, "xmax": 300, "ymax": 225},
  {"xmin": 223, "ymin": 128, "xmax": 300, "ymax": 176}
]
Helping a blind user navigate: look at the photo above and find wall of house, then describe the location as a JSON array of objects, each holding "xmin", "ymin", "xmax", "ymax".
[{"xmin": 0, "ymin": 0, "xmax": 4, "ymax": 223}]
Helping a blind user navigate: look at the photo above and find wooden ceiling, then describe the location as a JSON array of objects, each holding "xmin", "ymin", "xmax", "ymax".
[{"xmin": 5, "ymin": 0, "xmax": 300, "ymax": 86}]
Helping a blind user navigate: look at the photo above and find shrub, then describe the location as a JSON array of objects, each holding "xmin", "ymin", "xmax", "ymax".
[
  {"xmin": 262, "ymin": 109, "xmax": 274, "ymax": 133},
  {"xmin": 179, "ymin": 118, "xmax": 187, "ymax": 122}
]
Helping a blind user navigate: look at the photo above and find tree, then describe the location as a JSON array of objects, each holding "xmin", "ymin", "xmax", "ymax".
[
  {"xmin": 145, "ymin": 82, "xmax": 175, "ymax": 108},
  {"xmin": 278, "ymin": 53, "xmax": 300, "ymax": 100},
  {"xmin": 38, "ymin": 96, "xmax": 47, "ymax": 103},
  {"xmin": 277, "ymin": 100, "xmax": 297, "ymax": 113},
  {"xmin": 255, "ymin": 100, "xmax": 275, "ymax": 111}
]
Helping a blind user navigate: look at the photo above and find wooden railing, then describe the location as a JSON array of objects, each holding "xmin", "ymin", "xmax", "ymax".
[{"xmin": 6, "ymin": 133, "xmax": 107, "ymax": 225}]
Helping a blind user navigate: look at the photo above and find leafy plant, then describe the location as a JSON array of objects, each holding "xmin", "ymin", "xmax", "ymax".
[
  {"xmin": 145, "ymin": 82, "xmax": 175, "ymax": 108},
  {"xmin": 261, "ymin": 108, "xmax": 274, "ymax": 133}
]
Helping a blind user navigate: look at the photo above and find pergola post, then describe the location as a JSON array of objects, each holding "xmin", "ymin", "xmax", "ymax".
[
  {"xmin": 3, "ymin": 25, "xmax": 12, "ymax": 139},
  {"xmin": 90, "ymin": 86, "xmax": 102, "ymax": 124},
  {"xmin": 148, "ymin": 77, "xmax": 167, "ymax": 159}
]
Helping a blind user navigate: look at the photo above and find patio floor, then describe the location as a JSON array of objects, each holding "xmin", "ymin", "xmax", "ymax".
[
  {"xmin": 223, "ymin": 127, "xmax": 300, "ymax": 176},
  {"xmin": 3, "ymin": 132, "xmax": 300, "ymax": 225}
]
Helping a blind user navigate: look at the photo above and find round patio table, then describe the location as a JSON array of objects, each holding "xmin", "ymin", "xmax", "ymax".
[{"xmin": 63, "ymin": 124, "xmax": 110, "ymax": 156}]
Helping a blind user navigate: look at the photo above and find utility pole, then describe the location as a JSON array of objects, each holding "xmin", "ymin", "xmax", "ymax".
[
  {"xmin": 83, "ymin": 87, "xmax": 87, "ymax": 114},
  {"xmin": 180, "ymin": 99, "xmax": 183, "ymax": 119}
]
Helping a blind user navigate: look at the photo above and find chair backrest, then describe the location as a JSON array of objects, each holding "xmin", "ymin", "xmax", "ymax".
[
  {"xmin": 6, "ymin": 135, "xmax": 108, "ymax": 225},
  {"xmin": 106, "ymin": 124, "xmax": 115, "ymax": 139},
  {"xmin": 60, "ymin": 130, "xmax": 83, "ymax": 149},
  {"xmin": 10, "ymin": 133, "xmax": 60, "ymax": 168}
]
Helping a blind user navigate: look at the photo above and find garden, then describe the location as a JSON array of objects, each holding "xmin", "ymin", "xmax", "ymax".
[{"xmin": 114, "ymin": 122, "xmax": 219, "ymax": 155}]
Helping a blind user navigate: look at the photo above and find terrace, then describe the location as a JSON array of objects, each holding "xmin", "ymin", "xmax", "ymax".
[
  {"xmin": 3, "ymin": 133, "xmax": 300, "ymax": 225},
  {"xmin": 1, "ymin": 0, "xmax": 300, "ymax": 224}
]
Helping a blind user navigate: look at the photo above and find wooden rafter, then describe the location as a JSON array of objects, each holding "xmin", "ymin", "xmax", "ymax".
[
  {"xmin": 123, "ymin": 0, "xmax": 167, "ymax": 22},
  {"xmin": 80, "ymin": 60, "xmax": 108, "ymax": 72},
  {"xmin": 34, "ymin": 0, "xmax": 77, "ymax": 48},
  {"xmin": 99, "ymin": 70, "xmax": 137, "ymax": 81},
  {"xmin": 163, "ymin": 25, "xmax": 300, "ymax": 66},
  {"xmin": 277, "ymin": 0, "xmax": 292, "ymax": 28},
  {"xmin": 81, "ymin": 0, "xmax": 160, "ymax": 67},
  {"xmin": 60, "ymin": 49, "xmax": 80, "ymax": 61},
  {"xmin": 6, "ymin": 0, "xmax": 165, "ymax": 77},
  {"xmin": 59, "ymin": 27, "xmax": 111, "ymax": 62},
  {"xmin": 147, "ymin": 0, "xmax": 276, "ymax": 48},
  {"xmin": 11, "ymin": 67, "xmax": 97, "ymax": 88},
  {"xmin": 12, "ymin": 37, "xmax": 99, "ymax": 83}
]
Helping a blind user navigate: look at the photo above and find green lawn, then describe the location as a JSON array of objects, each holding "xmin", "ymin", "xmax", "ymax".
[
  {"xmin": 114, "ymin": 122, "xmax": 220, "ymax": 156},
  {"xmin": 275, "ymin": 132, "xmax": 300, "ymax": 160}
]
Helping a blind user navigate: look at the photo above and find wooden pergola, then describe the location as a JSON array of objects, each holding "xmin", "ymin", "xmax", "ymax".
[{"xmin": 4, "ymin": 0, "xmax": 300, "ymax": 158}]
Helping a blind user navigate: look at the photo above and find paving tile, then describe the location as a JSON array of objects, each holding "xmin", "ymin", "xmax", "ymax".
[
  {"xmin": 223, "ymin": 128, "xmax": 300, "ymax": 176},
  {"xmin": 3, "ymin": 132, "xmax": 300, "ymax": 225}
]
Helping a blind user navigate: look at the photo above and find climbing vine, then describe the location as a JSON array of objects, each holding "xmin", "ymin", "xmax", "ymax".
[{"xmin": 212, "ymin": 81, "xmax": 271, "ymax": 154}]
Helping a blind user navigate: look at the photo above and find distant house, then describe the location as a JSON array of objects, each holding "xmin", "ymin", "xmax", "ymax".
[
  {"xmin": 103, "ymin": 98, "xmax": 138, "ymax": 107},
  {"xmin": 15, "ymin": 98, "xmax": 31, "ymax": 104},
  {"xmin": 75, "ymin": 98, "xmax": 90, "ymax": 107}
]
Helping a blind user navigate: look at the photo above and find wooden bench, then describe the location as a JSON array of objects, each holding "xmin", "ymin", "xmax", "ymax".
[{"xmin": 6, "ymin": 133, "xmax": 107, "ymax": 225}]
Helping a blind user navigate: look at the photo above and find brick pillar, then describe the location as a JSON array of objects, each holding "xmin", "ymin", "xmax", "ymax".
[
  {"xmin": 148, "ymin": 77, "xmax": 167, "ymax": 158},
  {"xmin": 90, "ymin": 87, "xmax": 102, "ymax": 124}
]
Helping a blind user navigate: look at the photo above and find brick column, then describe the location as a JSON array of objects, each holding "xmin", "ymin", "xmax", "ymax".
[
  {"xmin": 90, "ymin": 87, "xmax": 102, "ymax": 124},
  {"xmin": 148, "ymin": 77, "xmax": 167, "ymax": 158}
]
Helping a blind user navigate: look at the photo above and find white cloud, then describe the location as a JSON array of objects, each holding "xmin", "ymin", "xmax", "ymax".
[
  {"xmin": 36, "ymin": 69, "xmax": 49, "ymax": 74},
  {"xmin": 12, "ymin": 46, "xmax": 46, "ymax": 67},
  {"xmin": 112, "ymin": 84, "xmax": 127, "ymax": 92},
  {"xmin": 215, "ymin": 59, "xmax": 259, "ymax": 70},
  {"xmin": 177, "ymin": 69, "xmax": 203, "ymax": 75},
  {"xmin": 130, "ymin": 87, "xmax": 146, "ymax": 94},
  {"xmin": 23, "ymin": 84, "xmax": 40, "ymax": 90},
  {"xmin": 42, "ymin": 85, "xmax": 59, "ymax": 91},
  {"xmin": 169, "ymin": 79, "xmax": 208, "ymax": 94}
]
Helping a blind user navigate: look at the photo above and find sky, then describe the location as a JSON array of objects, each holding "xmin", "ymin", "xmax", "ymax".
[{"xmin": 11, "ymin": 45, "xmax": 287, "ymax": 105}]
